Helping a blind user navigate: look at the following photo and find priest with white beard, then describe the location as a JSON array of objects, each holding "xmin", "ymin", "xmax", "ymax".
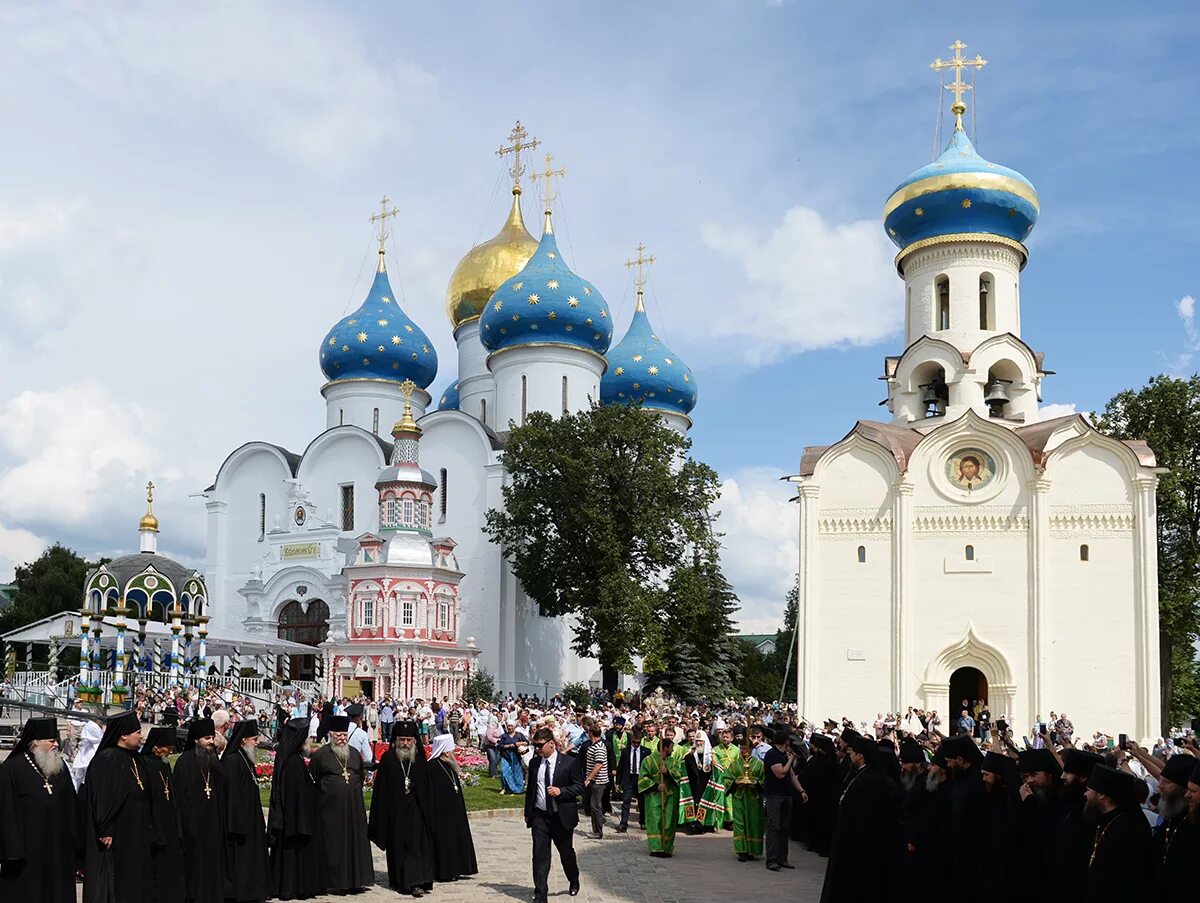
[
  {"xmin": 309, "ymin": 715, "xmax": 373, "ymax": 894},
  {"xmin": 0, "ymin": 718, "xmax": 78, "ymax": 903}
]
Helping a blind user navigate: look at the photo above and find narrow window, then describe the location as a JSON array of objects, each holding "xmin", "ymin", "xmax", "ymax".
[
  {"xmin": 438, "ymin": 599, "xmax": 449, "ymax": 631},
  {"xmin": 402, "ymin": 595, "xmax": 415, "ymax": 627},
  {"xmin": 521, "ymin": 374, "xmax": 528, "ymax": 426},
  {"xmin": 385, "ymin": 497, "xmax": 399, "ymax": 527},
  {"xmin": 339, "ymin": 409, "xmax": 344, "ymax": 426},
  {"xmin": 965, "ymin": 544, "xmax": 975, "ymax": 561},
  {"xmin": 258, "ymin": 493, "xmax": 266, "ymax": 541},
  {"xmin": 340, "ymin": 484, "xmax": 355, "ymax": 531},
  {"xmin": 857, "ymin": 545, "xmax": 866, "ymax": 563},
  {"xmin": 978, "ymin": 274, "xmax": 994, "ymax": 329},
  {"xmin": 361, "ymin": 596, "xmax": 375, "ymax": 628},
  {"xmin": 372, "ymin": 408, "xmax": 380, "ymax": 434},
  {"xmin": 439, "ymin": 468, "xmax": 448, "ymax": 520},
  {"xmin": 402, "ymin": 498, "xmax": 415, "ymax": 526},
  {"xmin": 480, "ymin": 398, "xmax": 487, "ymax": 426},
  {"xmin": 936, "ymin": 275, "xmax": 950, "ymax": 330},
  {"xmin": 562, "ymin": 375, "xmax": 569, "ymax": 415},
  {"xmin": 1080, "ymin": 544, "xmax": 1089, "ymax": 562}
]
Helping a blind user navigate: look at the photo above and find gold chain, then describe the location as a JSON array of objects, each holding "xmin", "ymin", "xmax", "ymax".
[{"xmin": 1089, "ymin": 812, "xmax": 1122, "ymax": 868}]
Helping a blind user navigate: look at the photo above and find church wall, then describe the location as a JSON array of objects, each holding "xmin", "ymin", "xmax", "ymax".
[
  {"xmin": 489, "ymin": 348, "xmax": 603, "ymax": 429},
  {"xmin": 902, "ymin": 242, "xmax": 1022, "ymax": 350},
  {"xmin": 320, "ymin": 380, "xmax": 426, "ymax": 434},
  {"xmin": 295, "ymin": 431, "xmax": 387, "ymax": 536}
]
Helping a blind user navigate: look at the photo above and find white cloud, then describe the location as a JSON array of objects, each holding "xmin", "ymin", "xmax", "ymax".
[
  {"xmin": 3, "ymin": 3, "xmax": 434, "ymax": 172},
  {"xmin": 1166, "ymin": 294, "xmax": 1200, "ymax": 374},
  {"xmin": 0, "ymin": 523, "xmax": 47, "ymax": 583},
  {"xmin": 698, "ymin": 207, "xmax": 900, "ymax": 362},
  {"xmin": 712, "ymin": 466, "xmax": 797, "ymax": 633},
  {"xmin": 1039, "ymin": 402, "xmax": 1078, "ymax": 420}
]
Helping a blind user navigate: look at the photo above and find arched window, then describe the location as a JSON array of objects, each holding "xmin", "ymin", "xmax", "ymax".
[
  {"xmin": 339, "ymin": 409, "xmax": 345, "ymax": 426},
  {"xmin": 521, "ymin": 374, "xmax": 528, "ymax": 426},
  {"xmin": 1080, "ymin": 544, "xmax": 1090, "ymax": 562},
  {"xmin": 439, "ymin": 468, "xmax": 448, "ymax": 521},
  {"xmin": 979, "ymin": 273, "xmax": 994, "ymax": 329},
  {"xmin": 562, "ymin": 375, "xmax": 569, "ymax": 414},
  {"xmin": 340, "ymin": 484, "xmax": 354, "ymax": 531},
  {"xmin": 936, "ymin": 275, "xmax": 950, "ymax": 330},
  {"xmin": 402, "ymin": 498, "xmax": 415, "ymax": 526},
  {"xmin": 372, "ymin": 408, "xmax": 380, "ymax": 434},
  {"xmin": 385, "ymin": 498, "xmax": 399, "ymax": 527},
  {"xmin": 400, "ymin": 595, "xmax": 415, "ymax": 627},
  {"xmin": 258, "ymin": 493, "xmax": 266, "ymax": 541},
  {"xmin": 965, "ymin": 545, "xmax": 975, "ymax": 561},
  {"xmin": 857, "ymin": 545, "xmax": 866, "ymax": 563},
  {"xmin": 480, "ymin": 398, "xmax": 487, "ymax": 426}
]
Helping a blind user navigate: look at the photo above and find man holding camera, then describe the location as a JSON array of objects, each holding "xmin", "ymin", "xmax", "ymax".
[{"xmin": 762, "ymin": 729, "xmax": 802, "ymax": 871}]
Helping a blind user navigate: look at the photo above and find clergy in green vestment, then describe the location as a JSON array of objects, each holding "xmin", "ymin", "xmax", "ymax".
[
  {"xmin": 727, "ymin": 744, "xmax": 765, "ymax": 860},
  {"xmin": 637, "ymin": 734, "xmax": 688, "ymax": 857},
  {"xmin": 710, "ymin": 728, "xmax": 739, "ymax": 826}
]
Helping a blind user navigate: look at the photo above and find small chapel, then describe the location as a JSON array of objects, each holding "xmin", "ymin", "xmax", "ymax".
[
  {"xmin": 791, "ymin": 42, "xmax": 1162, "ymax": 741},
  {"xmin": 202, "ymin": 125, "xmax": 697, "ymax": 698}
]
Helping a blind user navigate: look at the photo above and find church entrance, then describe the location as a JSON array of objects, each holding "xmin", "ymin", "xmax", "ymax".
[
  {"xmin": 277, "ymin": 599, "xmax": 330, "ymax": 682},
  {"xmin": 949, "ymin": 666, "xmax": 988, "ymax": 720}
]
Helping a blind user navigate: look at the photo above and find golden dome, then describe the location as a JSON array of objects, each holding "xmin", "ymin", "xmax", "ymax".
[
  {"xmin": 139, "ymin": 480, "xmax": 159, "ymax": 532},
  {"xmin": 445, "ymin": 188, "xmax": 538, "ymax": 330}
]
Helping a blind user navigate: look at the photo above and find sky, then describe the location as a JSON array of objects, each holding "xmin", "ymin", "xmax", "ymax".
[{"xmin": 0, "ymin": 2, "xmax": 1196, "ymax": 635}]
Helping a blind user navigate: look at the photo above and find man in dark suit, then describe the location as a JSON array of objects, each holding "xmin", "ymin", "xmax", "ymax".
[
  {"xmin": 525, "ymin": 727, "xmax": 583, "ymax": 903},
  {"xmin": 614, "ymin": 725, "xmax": 648, "ymax": 833}
]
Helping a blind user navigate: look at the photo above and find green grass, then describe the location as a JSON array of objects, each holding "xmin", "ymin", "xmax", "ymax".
[{"xmin": 257, "ymin": 772, "xmax": 524, "ymax": 812}]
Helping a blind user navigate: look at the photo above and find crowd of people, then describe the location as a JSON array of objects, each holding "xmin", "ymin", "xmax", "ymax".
[{"xmin": 1, "ymin": 683, "xmax": 1198, "ymax": 902}]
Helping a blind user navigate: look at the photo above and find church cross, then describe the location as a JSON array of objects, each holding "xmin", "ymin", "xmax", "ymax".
[
  {"xmin": 624, "ymin": 243, "xmax": 656, "ymax": 309},
  {"xmin": 145, "ymin": 480, "xmax": 155, "ymax": 506},
  {"xmin": 930, "ymin": 39, "xmax": 986, "ymax": 130},
  {"xmin": 530, "ymin": 153, "xmax": 567, "ymax": 214},
  {"xmin": 370, "ymin": 195, "xmax": 400, "ymax": 265},
  {"xmin": 496, "ymin": 121, "xmax": 540, "ymax": 191}
]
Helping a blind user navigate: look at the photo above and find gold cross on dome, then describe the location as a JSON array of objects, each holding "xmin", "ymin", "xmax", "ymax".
[
  {"xmin": 930, "ymin": 39, "xmax": 986, "ymax": 130},
  {"xmin": 146, "ymin": 480, "xmax": 155, "ymax": 506},
  {"xmin": 530, "ymin": 153, "xmax": 567, "ymax": 213},
  {"xmin": 624, "ymin": 243, "xmax": 656, "ymax": 309},
  {"xmin": 496, "ymin": 121, "xmax": 540, "ymax": 191},
  {"xmin": 370, "ymin": 195, "xmax": 399, "ymax": 264}
]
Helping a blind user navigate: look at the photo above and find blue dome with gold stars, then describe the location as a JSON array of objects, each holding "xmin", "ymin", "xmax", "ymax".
[
  {"xmin": 320, "ymin": 262, "xmax": 438, "ymax": 388},
  {"xmin": 479, "ymin": 226, "xmax": 611, "ymax": 357},
  {"xmin": 601, "ymin": 299, "xmax": 696, "ymax": 416},
  {"xmin": 883, "ymin": 126, "xmax": 1038, "ymax": 256},
  {"xmin": 437, "ymin": 379, "xmax": 460, "ymax": 411}
]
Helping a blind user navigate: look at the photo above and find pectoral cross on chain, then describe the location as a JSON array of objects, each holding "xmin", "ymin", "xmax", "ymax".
[
  {"xmin": 44, "ymin": 779, "xmax": 53, "ymax": 795},
  {"xmin": 343, "ymin": 768, "xmax": 351, "ymax": 784}
]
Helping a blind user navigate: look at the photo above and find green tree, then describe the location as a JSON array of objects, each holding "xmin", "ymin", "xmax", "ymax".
[
  {"xmin": 485, "ymin": 402, "xmax": 721, "ymax": 688},
  {"xmin": 463, "ymin": 667, "xmax": 496, "ymax": 704},
  {"xmin": 771, "ymin": 578, "xmax": 799, "ymax": 700},
  {"xmin": 1097, "ymin": 374, "xmax": 1200, "ymax": 728},
  {"xmin": 560, "ymin": 681, "xmax": 592, "ymax": 710},
  {"xmin": 732, "ymin": 638, "xmax": 780, "ymax": 701},
  {"xmin": 0, "ymin": 544, "xmax": 95, "ymax": 636}
]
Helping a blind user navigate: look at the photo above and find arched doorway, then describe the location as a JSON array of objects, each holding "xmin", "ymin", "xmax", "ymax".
[
  {"xmin": 949, "ymin": 666, "xmax": 988, "ymax": 723},
  {"xmin": 277, "ymin": 599, "xmax": 330, "ymax": 681}
]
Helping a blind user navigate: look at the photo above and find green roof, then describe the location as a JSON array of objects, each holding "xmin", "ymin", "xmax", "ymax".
[{"xmin": 739, "ymin": 633, "xmax": 776, "ymax": 645}]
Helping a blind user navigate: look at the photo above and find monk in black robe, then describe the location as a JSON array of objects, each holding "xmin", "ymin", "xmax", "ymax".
[
  {"xmin": 221, "ymin": 720, "xmax": 270, "ymax": 903},
  {"xmin": 141, "ymin": 726, "xmax": 185, "ymax": 903},
  {"xmin": 798, "ymin": 734, "xmax": 838, "ymax": 856},
  {"xmin": 0, "ymin": 717, "xmax": 78, "ymax": 903},
  {"xmin": 369, "ymin": 720, "xmax": 436, "ymax": 897},
  {"xmin": 82, "ymin": 711, "xmax": 156, "ymax": 903},
  {"xmin": 1082, "ymin": 764, "xmax": 1151, "ymax": 897},
  {"xmin": 819, "ymin": 734, "xmax": 899, "ymax": 903},
  {"xmin": 428, "ymin": 733, "xmax": 478, "ymax": 881},
  {"xmin": 1152, "ymin": 755, "xmax": 1200, "ymax": 895},
  {"xmin": 267, "ymin": 718, "xmax": 325, "ymax": 900},
  {"xmin": 309, "ymin": 715, "xmax": 373, "ymax": 893},
  {"xmin": 172, "ymin": 718, "xmax": 226, "ymax": 903}
]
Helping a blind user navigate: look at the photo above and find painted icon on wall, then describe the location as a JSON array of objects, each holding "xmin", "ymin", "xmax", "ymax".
[{"xmin": 946, "ymin": 448, "xmax": 996, "ymax": 492}]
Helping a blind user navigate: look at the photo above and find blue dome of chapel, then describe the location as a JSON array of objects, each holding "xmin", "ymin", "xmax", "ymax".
[
  {"xmin": 437, "ymin": 379, "xmax": 460, "ymax": 411},
  {"xmin": 602, "ymin": 297, "xmax": 696, "ymax": 416},
  {"xmin": 320, "ymin": 257, "xmax": 438, "ymax": 389},
  {"xmin": 883, "ymin": 125, "xmax": 1038, "ymax": 255},
  {"xmin": 479, "ymin": 222, "xmax": 611, "ymax": 357}
]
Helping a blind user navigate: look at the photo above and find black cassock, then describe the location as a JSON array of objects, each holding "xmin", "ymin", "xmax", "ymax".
[
  {"xmin": 819, "ymin": 764, "xmax": 899, "ymax": 903},
  {"xmin": 82, "ymin": 747, "xmax": 156, "ymax": 903},
  {"xmin": 308, "ymin": 744, "xmax": 373, "ymax": 892},
  {"xmin": 369, "ymin": 748, "xmax": 436, "ymax": 892},
  {"xmin": 172, "ymin": 748, "xmax": 227, "ymax": 903},
  {"xmin": 267, "ymin": 747, "xmax": 326, "ymax": 899},
  {"xmin": 429, "ymin": 758, "xmax": 478, "ymax": 881},
  {"xmin": 140, "ymin": 753, "xmax": 185, "ymax": 903},
  {"xmin": 0, "ymin": 753, "xmax": 78, "ymax": 903},
  {"xmin": 221, "ymin": 748, "xmax": 270, "ymax": 903},
  {"xmin": 1084, "ymin": 807, "xmax": 1151, "ymax": 898}
]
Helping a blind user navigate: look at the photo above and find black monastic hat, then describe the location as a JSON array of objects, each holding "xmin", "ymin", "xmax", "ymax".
[
  {"xmin": 345, "ymin": 704, "xmax": 364, "ymax": 718},
  {"xmin": 11, "ymin": 717, "xmax": 59, "ymax": 757},
  {"xmin": 810, "ymin": 733, "xmax": 835, "ymax": 754},
  {"xmin": 899, "ymin": 743, "xmax": 927, "ymax": 764},
  {"xmin": 1087, "ymin": 764, "xmax": 1145, "ymax": 808},
  {"xmin": 1018, "ymin": 748, "xmax": 1062, "ymax": 777},
  {"xmin": 982, "ymin": 751, "xmax": 1012, "ymax": 776},
  {"xmin": 224, "ymin": 719, "xmax": 259, "ymax": 750},
  {"xmin": 1061, "ymin": 748, "xmax": 1104, "ymax": 779},
  {"xmin": 97, "ymin": 711, "xmax": 143, "ymax": 752},
  {"xmin": 1160, "ymin": 754, "xmax": 1195, "ymax": 786},
  {"xmin": 142, "ymin": 727, "xmax": 176, "ymax": 751},
  {"xmin": 327, "ymin": 715, "xmax": 351, "ymax": 733},
  {"xmin": 942, "ymin": 735, "xmax": 983, "ymax": 764},
  {"xmin": 393, "ymin": 719, "xmax": 420, "ymax": 739}
]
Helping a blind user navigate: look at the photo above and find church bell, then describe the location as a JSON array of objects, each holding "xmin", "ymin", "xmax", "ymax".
[{"xmin": 984, "ymin": 377, "xmax": 1012, "ymax": 417}]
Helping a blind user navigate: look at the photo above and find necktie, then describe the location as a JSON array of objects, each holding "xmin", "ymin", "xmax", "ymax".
[{"xmin": 544, "ymin": 758, "xmax": 554, "ymax": 812}]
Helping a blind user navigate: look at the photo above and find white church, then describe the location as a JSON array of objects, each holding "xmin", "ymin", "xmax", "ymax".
[
  {"xmin": 792, "ymin": 43, "xmax": 1162, "ymax": 742},
  {"xmin": 202, "ymin": 126, "xmax": 697, "ymax": 700}
]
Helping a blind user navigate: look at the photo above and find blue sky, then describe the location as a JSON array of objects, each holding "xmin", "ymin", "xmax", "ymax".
[{"xmin": 0, "ymin": 2, "xmax": 1195, "ymax": 631}]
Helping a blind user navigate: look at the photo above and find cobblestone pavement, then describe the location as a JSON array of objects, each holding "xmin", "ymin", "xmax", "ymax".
[{"xmin": 345, "ymin": 812, "xmax": 825, "ymax": 903}]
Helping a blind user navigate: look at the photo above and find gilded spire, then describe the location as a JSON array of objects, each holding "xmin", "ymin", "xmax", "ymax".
[
  {"xmin": 930, "ymin": 39, "xmax": 987, "ymax": 131},
  {"xmin": 496, "ymin": 121, "xmax": 540, "ymax": 196},
  {"xmin": 624, "ymin": 243, "xmax": 656, "ymax": 312},
  {"xmin": 370, "ymin": 194, "xmax": 400, "ymax": 273},
  {"xmin": 139, "ymin": 480, "xmax": 159, "ymax": 532},
  {"xmin": 393, "ymin": 379, "xmax": 421, "ymax": 436},
  {"xmin": 530, "ymin": 152, "xmax": 567, "ymax": 235}
]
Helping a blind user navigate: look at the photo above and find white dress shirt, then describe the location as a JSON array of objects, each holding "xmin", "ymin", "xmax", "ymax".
[
  {"xmin": 535, "ymin": 752, "xmax": 558, "ymax": 811},
  {"xmin": 348, "ymin": 722, "xmax": 374, "ymax": 764}
]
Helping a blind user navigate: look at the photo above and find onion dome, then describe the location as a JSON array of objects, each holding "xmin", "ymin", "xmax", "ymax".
[
  {"xmin": 883, "ymin": 124, "xmax": 1038, "ymax": 260},
  {"xmin": 376, "ymin": 382, "xmax": 436, "ymax": 492},
  {"xmin": 445, "ymin": 188, "xmax": 539, "ymax": 331},
  {"xmin": 602, "ymin": 294, "xmax": 696, "ymax": 415},
  {"xmin": 320, "ymin": 250, "xmax": 438, "ymax": 389},
  {"xmin": 437, "ymin": 379, "xmax": 461, "ymax": 411},
  {"xmin": 479, "ymin": 213, "xmax": 611, "ymax": 358}
]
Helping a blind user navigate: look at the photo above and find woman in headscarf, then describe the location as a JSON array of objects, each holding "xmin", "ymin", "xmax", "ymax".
[
  {"xmin": 71, "ymin": 720, "xmax": 104, "ymax": 790},
  {"xmin": 428, "ymin": 733, "xmax": 479, "ymax": 882},
  {"xmin": 498, "ymin": 721, "xmax": 527, "ymax": 795}
]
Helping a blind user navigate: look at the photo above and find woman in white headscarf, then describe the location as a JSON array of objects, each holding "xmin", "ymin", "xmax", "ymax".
[{"xmin": 71, "ymin": 719, "xmax": 104, "ymax": 790}]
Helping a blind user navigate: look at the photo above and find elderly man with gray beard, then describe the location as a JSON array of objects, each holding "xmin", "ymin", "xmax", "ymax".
[
  {"xmin": 309, "ymin": 715, "xmax": 373, "ymax": 894},
  {"xmin": 370, "ymin": 720, "xmax": 436, "ymax": 897},
  {"xmin": 0, "ymin": 718, "xmax": 78, "ymax": 903}
]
